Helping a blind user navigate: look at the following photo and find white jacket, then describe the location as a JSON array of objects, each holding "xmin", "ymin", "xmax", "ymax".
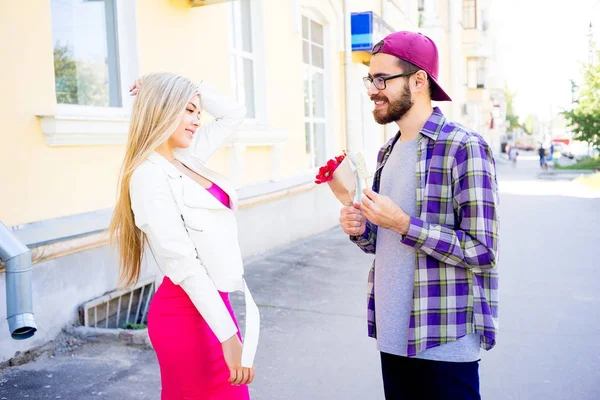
[{"xmin": 129, "ymin": 82, "xmax": 259, "ymax": 367}]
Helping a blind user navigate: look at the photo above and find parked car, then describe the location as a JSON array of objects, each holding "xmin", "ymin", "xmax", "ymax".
[
  {"xmin": 550, "ymin": 142, "xmax": 566, "ymax": 155},
  {"xmin": 515, "ymin": 141, "xmax": 534, "ymax": 151},
  {"xmin": 561, "ymin": 141, "xmax": 599, "ymax": 161}
]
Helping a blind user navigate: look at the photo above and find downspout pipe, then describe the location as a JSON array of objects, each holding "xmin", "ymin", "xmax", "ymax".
[
  {"xmin": 343, "ymin": 0, "xmax": 358, "ymax": 159},
  {"xmin": 448, "ymin": 0, "xmax": 457, "ymax": 121},
  {"xmin": 0, "ymin": 222, "xmax": 37, "ymax": 339},
  {"xmin": 343, "ymin": 0, "xmax": 363, "ymax": 200}
]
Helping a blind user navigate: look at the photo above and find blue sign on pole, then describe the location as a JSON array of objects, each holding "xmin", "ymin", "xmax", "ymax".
[
  {"xmin": 351, "ymin": 12, "xmax": 374, "ymax": 51},
  {"xmin": 351, "ymin": 11, "xmax": 394, "ymax": 53}
]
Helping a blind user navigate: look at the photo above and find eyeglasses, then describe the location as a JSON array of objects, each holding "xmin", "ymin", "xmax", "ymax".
[{"xmin": 363, "ymin": 71, "xmax": 417, "ymax": 90}]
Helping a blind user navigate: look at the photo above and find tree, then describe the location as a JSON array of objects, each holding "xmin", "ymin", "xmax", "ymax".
[
  {"xmin": 523, "ymin": 114, "xmax": 536, "ymax": 136},
  {"xmin": 504, "ymin": 85, "xmax": 521, "ymax": 131},
  {"xmin": 563, "ymin": 49, "xmax": 600, "ymax": 150},
  {"xmin": 53, "ymin": 43, "xmax": 109, "ymax": 107}
]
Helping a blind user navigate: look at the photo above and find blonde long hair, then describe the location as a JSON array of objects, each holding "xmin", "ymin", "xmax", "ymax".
[{"xmin": 109, "ymin": 73, "xmax": 199, "ymax": 287}]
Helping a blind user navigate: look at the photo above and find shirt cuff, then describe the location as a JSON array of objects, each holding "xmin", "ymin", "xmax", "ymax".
[
  {"xmin": 400, "ymin": 216, "xmax": 429, "ymax": 248},
  {"xmin": 350, "ymin": 230, "xmax": 371, "ymax": 247},
  {"xmin": 212, "ymin": 317, "xmax": 239, "ymax": 343},
  {"xmin": 179, "ymin": 275, "xmax": 239, "ymax": 343}
]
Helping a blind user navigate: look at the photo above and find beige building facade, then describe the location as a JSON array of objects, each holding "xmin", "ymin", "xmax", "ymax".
[{"xmin": 0, "ymin": 0, "xmax": 503, "ymax": 362}]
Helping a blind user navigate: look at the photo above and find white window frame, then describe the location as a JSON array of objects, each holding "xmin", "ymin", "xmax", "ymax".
[
  {"xmin": 477, "ymin": 58, "xmax": 486, "ymax": 89},
  {"xmin": 467, "ymin": 58, "xmax": 477, "ymax": 89},
  {"xmin": 301, "ymin": 10, "xmax": 333, "ymax": 169},
  {"xmin": 228, "ymin": 0, "xmax": 267, "ymax": 125},
  {"xmin": 39, "ymin": 0, "xmax": 139, "ymax": 146},
  {"xmin": 462, "ymin": 0, "xmax": 477, "ymax": 29},
  {"xmin": 467, "ymin": 57, "xmax": 486, "ymax": 89}
]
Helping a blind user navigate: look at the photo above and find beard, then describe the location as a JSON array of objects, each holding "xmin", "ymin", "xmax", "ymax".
[{"xmin": 372, "ymin": 81, "xmax": 414, "ymax": 125}]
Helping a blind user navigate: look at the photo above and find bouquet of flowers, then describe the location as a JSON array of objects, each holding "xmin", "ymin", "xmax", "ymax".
[
  {"xmin": 315, "ymin": 151, "xmax": 373, "ymax": 206},
  {"xmin": 314, "ymin": 153, "xmax": 357, "ymax": 206}
]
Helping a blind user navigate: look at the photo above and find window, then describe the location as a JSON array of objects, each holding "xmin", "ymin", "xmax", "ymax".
[
  {"xmin": 467, "ymin": 58, "xmax": 485, "ymax": 89},
  {"xmin": 51, "ymin": 0, "xmax": 121, "ymax": 108},
  {"xmin": 230, "ymin": 0, "xmax": 257, "ymax": 119},
  {"xmin": 477, "ymin": 58, "xmax": 485, "ymax": 88},
  {"xmin": 302, "ymin": 16, "xmax": 326, "ymax": 168},
  {"xmin": 42, "ymin": 0, "xmax": 137, "ymax": 146},
  {"xmin": 462, "ymin": 0, "xmax": 477, "ymax": 29}
]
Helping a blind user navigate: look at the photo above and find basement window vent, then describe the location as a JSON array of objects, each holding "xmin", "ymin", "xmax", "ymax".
[{"xmin": 79, "ymin": 278, "xmax": 156, "ymax": 329}]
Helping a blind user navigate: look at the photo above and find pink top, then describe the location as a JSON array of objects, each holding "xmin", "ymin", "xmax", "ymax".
[{"xmin": 205, "ymin": 183, "xmax": 231, "ymax": 209}]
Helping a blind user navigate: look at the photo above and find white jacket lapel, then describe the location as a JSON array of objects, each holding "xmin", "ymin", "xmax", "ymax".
[{"xmin": 176, "ymin": 154, "xmax": 239, "ymax": 211}]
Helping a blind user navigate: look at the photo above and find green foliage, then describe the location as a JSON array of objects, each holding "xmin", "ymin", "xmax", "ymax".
[
  {"xmin": 505, "ymin": 86, "xmax": 522, "ymax": 131},
  {"xmin": 523, "ymin": 114, "xmax": 536, "ymax": 135},
  {"xmin": 555, "ymin": 157, "xmax": 600, "ymax": 170},
  {"xmin": 53, "ymin": 43, "xmax": 109, "ymax": 107},
  {"xmin": 563, "ymin": 49, "xmax": 600, "ymax": 150},
  {"xmin": 122, "ymin": 322, "xmax": 147, "ymax": 330}
]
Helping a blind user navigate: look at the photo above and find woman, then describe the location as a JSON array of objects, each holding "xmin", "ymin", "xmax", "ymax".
[
  {"xmin": 109, "ymin": 73, "xmax": 259, "ymax": 399},
  {"xmin": 509, "ymin": 145, "xmax": 518, "ymax": 168}
]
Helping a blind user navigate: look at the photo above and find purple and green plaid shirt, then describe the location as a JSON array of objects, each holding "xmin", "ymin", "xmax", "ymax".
[{"xmin": 352, "ymin": 107, "xmax": 499, "ymax": 356}]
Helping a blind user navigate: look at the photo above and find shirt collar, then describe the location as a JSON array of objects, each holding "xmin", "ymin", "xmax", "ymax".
[
  {"xmin": 147, "ymin": 151, "xmax": 181, "ymax": 178},
  {"xmin": 387, "ymin": 107, "xmax": 446, "ymax": 147},
  {"xmin": 420, "ymin": 107, "xmax": 446, "ymax": 142}
]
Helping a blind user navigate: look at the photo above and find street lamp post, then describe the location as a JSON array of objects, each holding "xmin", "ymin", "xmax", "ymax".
[{"xmin": 570, "ymin": 79, "xmax": 579, "ymax": 104}]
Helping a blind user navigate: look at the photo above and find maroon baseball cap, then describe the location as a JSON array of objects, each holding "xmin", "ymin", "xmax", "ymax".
[{"xmin": 372, "ymin": 31, "xmax": 451, "ymax": 102}]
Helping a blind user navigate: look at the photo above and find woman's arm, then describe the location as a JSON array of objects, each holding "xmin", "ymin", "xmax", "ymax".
[
  {"xmin": 183, "ymin": 81, "xmax": 246, "ymax": 161},
  {"xmin": 129, "ymin": 163, "xmax": 239, "ymax": 342}
]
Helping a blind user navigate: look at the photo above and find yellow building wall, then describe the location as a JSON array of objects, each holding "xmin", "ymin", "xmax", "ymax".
[
  {"xmin": 135, "ymin": 0, "xmax": 234, "ymax": 175},
  {"xmin": 462, "ymin": 28, "xmax": 479, "ymax": 46},
  {"xmin": 262, "ymin": 0, "xmax": 308, "ymax": 178},
  {"xmin": 466, "ymin": 88, "xmax": 489, "ymax": 102},
  {"xmin": 0, "ymin": 1, "xmax": 126, "ymax": 227},
  {"xmin": 350, "ymin": 0, "xmax": 382, "ymax": 15},
  {"xmin": 0, "ymin": 0, "xmax": 350, "ymax": 227},
  {"xmin": 267, "ymin": 0, "xmax": 347, "ymax": 176},
  {"xmin": 240, "ymin": 147, "xmax": 273, "ymax": 186}
]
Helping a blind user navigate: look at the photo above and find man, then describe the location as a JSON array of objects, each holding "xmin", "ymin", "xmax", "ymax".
[
  {"xmin": 538, "ymin": 145, "xmax": 547, "ymax": 169},
  {"xmin": 339, "ymin": 31, "xmax": 499, "ymax": 400},
  {"xmin": 509, "ymin": 145, "xmax": 519, "ymax": 167}
]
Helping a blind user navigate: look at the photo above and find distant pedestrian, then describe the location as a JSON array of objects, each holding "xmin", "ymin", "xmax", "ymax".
[
  {"xmin": 509, "ymin": 146, "xmax": 519, "ymax": 167},
  {"xmin": 538, "ymin": 146, "xmax": 548, "ymax": 169}
]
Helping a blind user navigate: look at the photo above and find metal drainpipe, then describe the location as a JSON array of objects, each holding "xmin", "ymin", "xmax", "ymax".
[
  {"xmin": 343, "ymin": 0, "xmax": 363, "ymax": 201},
  {"xmin": 343, "ymin": 0, "xmax": 357, "ymax": 159},
  {"xmin": 448, "ymin": 0, "xmax": 457, "ymax": 120},
  {"xmin": 0, "ymin": 222, "xmax": 37, "ymax": 339}
]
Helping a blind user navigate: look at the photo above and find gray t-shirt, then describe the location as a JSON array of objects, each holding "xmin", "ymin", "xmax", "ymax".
[{"xmin": 374, "ymin": 138, "xmax": 480, "ymax": 361}]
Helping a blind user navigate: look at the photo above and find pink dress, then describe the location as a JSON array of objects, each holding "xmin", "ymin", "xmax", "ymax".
[{"xmin": 147, "ymin": 183, "xmax": 250, "ymax": 400}]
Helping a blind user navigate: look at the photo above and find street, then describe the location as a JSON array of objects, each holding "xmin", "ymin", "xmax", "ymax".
[
  {"xmin": 480, "ymin": 155, "xmax": 600, "ymax": 400},
  {"xmin": 1, "ymin": 156, "xmax": 599, "ymax": 399},
  {"xmin": 248, "ymin": 155, "xmax": 600, "ymax": 399}
]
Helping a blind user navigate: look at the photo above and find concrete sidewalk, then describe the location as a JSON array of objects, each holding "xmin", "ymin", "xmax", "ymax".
[
  {"xmin": 3, "ymin": 160, "xmax": 600, "ymax": 400},
  {"xmin": 0, "ymin": 227, "xmax": 383, "ymax": 400}
]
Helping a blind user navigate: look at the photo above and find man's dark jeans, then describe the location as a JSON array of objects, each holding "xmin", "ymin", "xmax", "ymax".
[{"xmin": 380, "ymin": 352, "xmax": 481, "ymax": 400}]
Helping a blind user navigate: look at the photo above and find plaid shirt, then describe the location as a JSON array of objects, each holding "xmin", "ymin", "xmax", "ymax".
[{"xmin": 352, "ymin": 107, "xmax": 499, "ymax": 356}]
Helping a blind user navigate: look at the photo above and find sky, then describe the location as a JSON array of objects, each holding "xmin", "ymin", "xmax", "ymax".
[{"xmin": 494, "ymin": 0, "xmax": 600, "ymax": 121}]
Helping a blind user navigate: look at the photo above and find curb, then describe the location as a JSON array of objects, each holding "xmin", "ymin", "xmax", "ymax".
[
  {"xmin": 545, "ymin": 169, "xmax": 597, "ymax": 175},
  {"xmin": 538, "ymin": 170, "xmax": 596, "ymax": 180},
  {"xmin": 65, "ymin": 326, "xmax": 153, "ymax": 349}
]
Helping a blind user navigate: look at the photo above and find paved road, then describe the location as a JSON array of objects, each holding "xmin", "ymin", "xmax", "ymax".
[
  {"xmin": 479, "ymin": 156, "xmax": 600, "ymax": 400},
  {"xmin": 1, "ymin": 156, "xmax": 598, "ymax": 400}
]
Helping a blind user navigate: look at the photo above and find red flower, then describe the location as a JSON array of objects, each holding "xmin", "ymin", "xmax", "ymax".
[{"xmin": 315, "ymin": 153, "xmax": 346, "ymax": 184}]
